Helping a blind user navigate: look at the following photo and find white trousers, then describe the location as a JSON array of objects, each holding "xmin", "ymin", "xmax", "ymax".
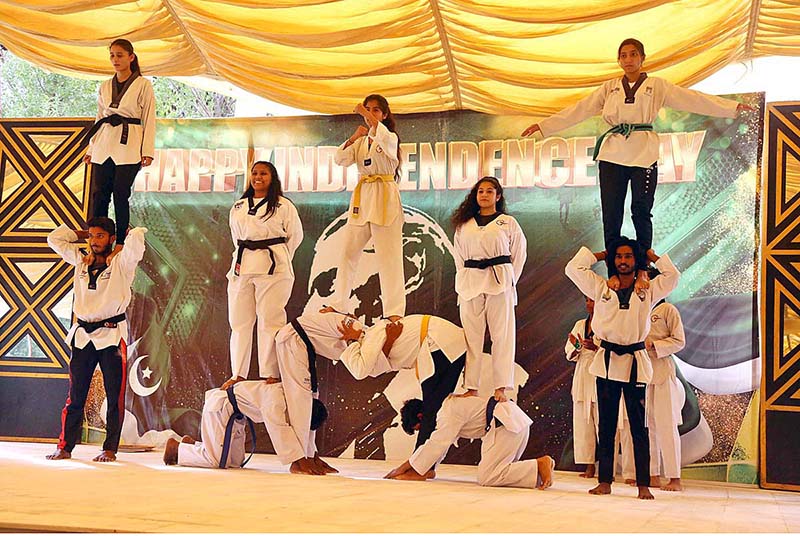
[
  {"xmin": 227, "ymin": 272, "xmax": 293, "ymax": 379},
  {"xmin": 275, "ymin": 324, "xmax": 317, "ymax": 457},
  {"xmin": 477, "ymin": 425, "xmax": 538, "ymax": 488},
  {"xmin": 573, "ymin": 400, "xmax": 598, "ymax": 465},
  {"xmin": 178, "ymin": 395, "xmax": 244, "ymax": 469},
  {"xmin": 331, "ymin": 216, "xmax": 405, "ymax": 318},
  {"xmin": 460, "ymin": 288, "xmax": 516, "ymax": 391},
  {"xmin": 646, "ymin": 376, "xmax": 685, "ymax": 478}
]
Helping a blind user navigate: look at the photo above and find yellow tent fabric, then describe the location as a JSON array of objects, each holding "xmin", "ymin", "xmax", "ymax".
[{"xmin": 1, "ymin": 0, "xmax": 797, "ymax": 116}]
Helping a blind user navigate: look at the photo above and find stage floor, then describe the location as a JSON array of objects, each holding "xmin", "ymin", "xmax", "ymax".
[{"xmin": 1, "ymin": 441, "xmax": 798, "ymax": 533}]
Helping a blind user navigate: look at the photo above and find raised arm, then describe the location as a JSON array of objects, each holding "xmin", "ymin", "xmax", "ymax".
[
  {"xmin": 534, "ymin": 84, "xmax": 607, "ymax": 137},
  {"xmin": 47, "ymin": 225, "xmax": 86, "ymax": 266},
  {"xmin": 662, "ymin": 80, "xmax": 739, "ymax": 119},
  {"xmin": 564, "ymin": 246, "xmax": 605, "ymax": 300},
  {"xmin": 648, "ymin": 249, "xmax": 680, "ymax": 303}
]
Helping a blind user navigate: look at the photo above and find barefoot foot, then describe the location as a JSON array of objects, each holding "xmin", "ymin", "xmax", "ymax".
[
  {"xmin": 536, "ymin": 455, "xmax": 555, "ymax": 489},
  {"xmin": 46, "ymin": 448, "xmax": 71, "ymax": 460},
  {"xmin": 92, "ymin": 450, "xmax": 116, "ymax": 462},
  {"xmin": 589, "ymin": 482, "xmax": 612, "ymax": 495},
  {"xmin": 661, "ymin": 478, "xmax": 682, "ymax": 491},
  {"xmin": 638, "ymin": 486, "xmax": 655, "ymax": 500},
  {"xmin": 290, "ymin": 457, "xmax": 325, "ymax": 476},
  {"xmin": 163, "ymin": 438, "xmax": 179, "ymax": 465},
  {"xmin": 579, "ymin": 463, "xmax": 596, "ymax": 478}
]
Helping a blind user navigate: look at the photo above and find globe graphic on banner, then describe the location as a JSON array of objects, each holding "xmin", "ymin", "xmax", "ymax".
[{"xmin": 304, "ymin": 205, "xmax": 456, "ymax": 325}]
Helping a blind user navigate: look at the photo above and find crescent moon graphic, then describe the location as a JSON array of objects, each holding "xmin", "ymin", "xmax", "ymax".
[{"xmin": 129, "ymin": 354, "xmax": 162, "ymax": 397}]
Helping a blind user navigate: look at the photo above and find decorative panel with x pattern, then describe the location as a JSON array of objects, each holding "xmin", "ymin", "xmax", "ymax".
[{"xmin": 0, "ymin": 119, "xmax": 92, "ymax": 378}]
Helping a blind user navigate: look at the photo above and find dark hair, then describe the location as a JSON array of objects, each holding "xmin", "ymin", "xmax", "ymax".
[
  {"xmin": 400, "ymin": 398, "xmax": 424, "ymax": 435},
  {"xmin": 618, "ymin": 38, "xmax": 645, "ymax": 59},
  {"xmin": 109, "ymin": 39, "xmax": 141, "ymax": 75},
  {"xmin": 240, "ymin": 160, "xmax": 284, "ymax": 219},
  {"xmin": 363, "ymin": 94, "xmax": 401, "ymax": 179},
  {"xmin": 86, "ymin": 216, "xmax": 116, "ymax": 238},
  {"xmin": 310, "ymin": 399, "xmax": 328, "ymax": 431},
  {"xmin": 607, "ymin": 236, "xmax": 644, "ymax": 277},
  {"xmin": 450, "ymin": 176, "xmax": 507, "ymax": 229}
]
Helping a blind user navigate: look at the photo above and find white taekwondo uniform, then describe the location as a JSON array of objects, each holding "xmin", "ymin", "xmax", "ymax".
[
  {"xmin": 409, "ymin": 395, "xmax": 540, "ymax": 488},
  {"xmin": 565, "ymin": 317, "xmax": 600, "ymax": 465},
  {"xmin": 227, "ymin": 195, "xmax": 303, "ymax": 380},
  {"xmin": 454, "ymin": 213, "xmax": 527, "ymax": 392},
  {"xmin": 177, "ymin": 381, "xmax": 305, "ymax": 468},
  {"xmin": 332, "ymin": 121, "xmax": 405, "ymax": 318}
]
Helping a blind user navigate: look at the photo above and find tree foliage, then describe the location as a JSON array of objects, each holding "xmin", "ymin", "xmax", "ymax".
[{"xmin": 0, "ymin": 47, "xmax": 235, "ymax": 119}]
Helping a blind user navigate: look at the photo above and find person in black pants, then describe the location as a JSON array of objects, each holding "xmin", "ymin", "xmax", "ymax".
[
  {"xmin": 46, "ymin": 217, "xmax": 147, "ymax": 462},
  {"xmin": 565, "ymin": 237, "xmax": 680, "ymax": 499}
]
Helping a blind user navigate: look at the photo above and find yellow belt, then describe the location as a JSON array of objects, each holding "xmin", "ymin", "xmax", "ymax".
[
  {"xmin": 415, "ymin": 315, "xmax": 431, "ymax": 380},
  {"xmin": 352, "ymin": 174, "xmax": 395, "ymax": 220}
]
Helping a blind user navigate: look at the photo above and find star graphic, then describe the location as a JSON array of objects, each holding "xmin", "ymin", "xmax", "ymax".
[{"xmin": 142, "ymin": 367, "xmax": 153, "ymax": 380}]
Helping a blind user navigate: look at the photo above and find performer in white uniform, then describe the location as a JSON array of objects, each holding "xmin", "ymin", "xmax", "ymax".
[
  {"xmin": 274, "ymin": 308, "xmax": 364, "ymax": 474},
  {"xmin": 46, "ymin": 217, "xmax": 146, "ymax": 462},
  {"xmin": 84, "ymin": 39, "xmax": 155, "ymax": 262},
  {"xmin": 565, "ymin": 237, "xmax": 679, "ymax": 500},
  {"xmin": 338, "ymin": 314, "xmax": 467, "ymax": 448},
  {"xmin": 162, "ymin": 381, "xmax": 320, "ymax": 473},
  {"xmin": 451, "ymin": 177, "xmax": 527, "ymax": 401},
  {"xmin": 222, "ymin": 161, "xmax": 303, "ymax": 390},
  {"xmin": 645, "ymin": 298, "xmax": 687, "ymax": 491},
  {"xmin": 566, "ymin": 296, "xmax": 600, "ymax": 478},
  {"xmin": 524, "ymin": 38, "xmax": 748, "ymax": 282},
  {"xmin": 332, "ymin": 94, "xmax": 405, "ymax": 320},
  {"xmin": 385, "ymin": 396, "xmax": 555, "ymax": 489}
]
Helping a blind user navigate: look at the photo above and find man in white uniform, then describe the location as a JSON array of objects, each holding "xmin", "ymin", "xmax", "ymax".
[
  {"xmin": 46, "ymin": 217, "xmax": 146, "ymax": 462},
  {"xmin": 385, "ymin": 395, "xmax": 555, "ymax": 489},
  {"xmin": 565, "ymin": 237, "xmax": 679, "ymax": 500},
  {"xmin": 163, "ymin": 380, "xmax": 324, "ymax": 474}
]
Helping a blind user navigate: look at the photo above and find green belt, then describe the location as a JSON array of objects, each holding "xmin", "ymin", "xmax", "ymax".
[{"xmin": 592, "ymin": 123, "xmax": 654, "ymax": 161}]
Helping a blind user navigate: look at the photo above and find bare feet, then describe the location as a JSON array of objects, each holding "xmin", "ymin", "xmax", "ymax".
[
  {"xmin": 649, "ymin": 475, "xmax": 661, "ymax": 488},
  {"xmin": 494, "ymin": 388, "xmax": 509, "ymax": 402},
  {"xmin": 589, "ymin": 482, "xmax": 612, "ymax": 495},
  {"xmin": 163, "ymin": 438, "xmax": 179, "ymax": 465},
  {"xmin": 290, "ymin": 457, "xmax": 325, "ymax": 475},
  {"xmin": 220, "ymin": 376, "xmax": 245, "ymax": 390},
  {"xmin": 260, "ymin": 376, "xmax": 280, "ymax": 385},
  {"xmin": 46, "ymin": 448, "xmax": 71, "ymax": 460},
  {"xmin": 638, "ymin": 486, "xmax": 655, "ymax": 500},
  {"xmin": 93, "ymin": 450, "xmax": 116, "ymax": 462},
  {"xmin": 536, "ymin": 455, "xmax": 555, "ymax": 489},
  {"xmin": 319, "ymin": 306, "xmax": 336, "ymax": 314},
  {"xmin": 313, "ymin": 454, "xmax": 339, "ymax": 474},
  {"xmin": 625, "ymin": 478, "xmax": 637, "ymax": 486},
  {"xmin": 661, "ymin": 478, "xmax": 682, "ymax": 491},
  {"xmin": 579, "ymin": 463, "xmax": 596, "ymax": 478},
  {"xmin": 181, "ymin": 435, "xmax": 196, "ymax": 445}
]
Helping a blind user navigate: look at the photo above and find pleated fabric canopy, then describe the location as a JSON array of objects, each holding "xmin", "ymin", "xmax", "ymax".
[{"xmin": 1, "ymin": 0, "xmax": 798, "ymax": 116}]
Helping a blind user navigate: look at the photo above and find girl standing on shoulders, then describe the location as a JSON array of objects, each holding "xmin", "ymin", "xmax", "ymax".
[{"xmin": 83, "ymin": 39, "xmax": 156, "ymax": 263}]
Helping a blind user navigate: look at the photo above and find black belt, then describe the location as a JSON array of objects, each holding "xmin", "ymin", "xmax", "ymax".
[
  {"xmin": 600, "ymin": 340, "xmax": 646, "ymax": 356},
  {"xmin": 77, "ymin": 313, "xmax": 126, "ymax": 334},
  {"xmin": 84, "ymin": 114, "xmax": 142, "ymax": 145},
  {"xmin": 464, "ymin": 255, "xmax": 512, "ymax": 269},
  {"xmin": 219, "ymin": 385, "xmax": 257, "ymax": 469},
  {"xmin": 234, "ymin": 237, "xmax": 287, "ymax": 276},
  {"xmin": 290, "ymin": 319, "xmax": 318, "ymax": 393},
  {"xmin": 485, "ymin": 398, "xmax": 504, "ymax": 432}
]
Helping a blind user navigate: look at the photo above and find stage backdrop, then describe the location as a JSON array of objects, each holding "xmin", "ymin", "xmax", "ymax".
[{"xmin": 0, "ymin": 93, "xmax": 763, "ymax": 483}]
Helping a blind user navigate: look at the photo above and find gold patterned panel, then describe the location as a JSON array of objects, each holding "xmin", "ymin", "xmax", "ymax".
[
  {"xmin": 760, "ymin": 102, "xmax": 800, "ymax": 492},
  {"xmin": 0, "ymin": 119, "xmax": 92, "ymax": 380}
]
